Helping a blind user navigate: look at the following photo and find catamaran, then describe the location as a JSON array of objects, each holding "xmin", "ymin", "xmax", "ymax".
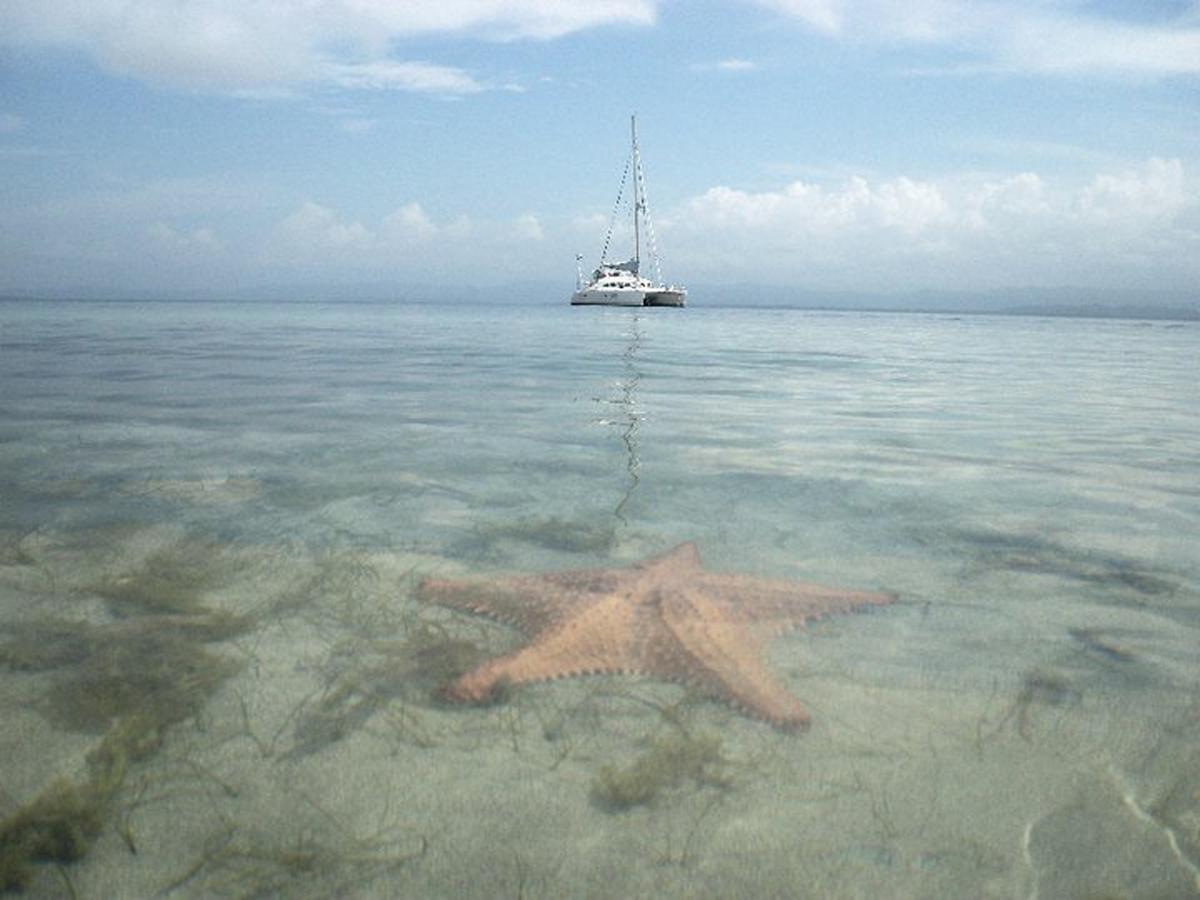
[{"xmin": 571, "ymin": 116, "xmax": 686, "ymax": 308}]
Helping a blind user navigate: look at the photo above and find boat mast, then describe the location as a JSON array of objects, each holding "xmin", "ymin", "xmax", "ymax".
[{"xmin": 631, "ymin": 114, "xmax": 641, "ymax": 270}]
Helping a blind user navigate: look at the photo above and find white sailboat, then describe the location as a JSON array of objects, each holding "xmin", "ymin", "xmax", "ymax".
[{"xmin": 571, "ymin": 116, "xmax": 686, "ymax": 308}]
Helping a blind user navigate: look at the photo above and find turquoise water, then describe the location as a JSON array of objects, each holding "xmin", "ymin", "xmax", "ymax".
[{"xmin": 1, "ymin": 299, "xmax": 1198, "ymax": 897}]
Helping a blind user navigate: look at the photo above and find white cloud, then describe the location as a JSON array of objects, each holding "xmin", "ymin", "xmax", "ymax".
[
  {"xmin": 343, "ymin": 1, "xmax": 657, "ymax": 40},
  {"xmin": 752, "ymin": 0, "xmax": 1200, "ymax": 76},
  {"xmin": 1004, "ymin": 14, "xmax": 1200, "ymax": 76},
  {"xmin": 382, "ymin": 203, "xmax": 439, "ymax": 241},
  {"xmin": 1075, "ymin": 157, "xmax": 1186, "ymax": 224},
  {"xmin": 756, "ymin": 0, "xmax": 844, "ymax": 34},
  {"xmin": 148, "ymin": 222, "xmax": 224, "ymax": 252},
  {"xmin": 572, "ymin": 213, "xmax": 609, "ymax": 232},
  {"xmin": 667, "ymin": 158, "xmax": 1199, "ymax": 289},
  {"xmin": 716, "ymin": 58, "xmax": 758, "ymax": 71},
  {"xmin": 275, "ymin": 201, "xmax": 374, "ymax": 254},
  {"xmin": 0, "ymin": 1, "xmax": 657, "ymax": 93},
  {"xmin": 444, "ymin": 215, "xmax": 474, "ymax": 240},
  {"xmin": 7, "ymin": 162, "xmax": 1195, "ymax": 295},
  {"xmin": 960, "ymin": 172, "xmax": 1049, "ymax": 230},
  {"xmin": 692, "ymin": 58, "xmax": 759, "ymax": 72},
  {"xmin": 513, "ymin": 213, "xmax": 544, "ymax": 241},
  {"xmin": 267, "ymin": 200, "xmax": 490, "ymax": 268},
  {"xmin": 324, "ymin": 61, "xmax": 485, "ymax": 95},
  {"xmin": 261, "ymin": 200, "xmax": 572, "ymax": 281},
  {"xmin": 679, "ymin": 175, "xmax": 951, "ymax": 235}
]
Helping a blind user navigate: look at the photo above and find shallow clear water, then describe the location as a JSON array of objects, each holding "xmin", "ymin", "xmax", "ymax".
[{"xmin": 1, "ymin": 299, "xmax": 1198, "ymax": 897}]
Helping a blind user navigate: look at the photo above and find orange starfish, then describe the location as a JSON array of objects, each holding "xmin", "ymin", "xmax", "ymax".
[{"xmin": 417, "ymin": 542, "xmax": 894, "ymax": 730}]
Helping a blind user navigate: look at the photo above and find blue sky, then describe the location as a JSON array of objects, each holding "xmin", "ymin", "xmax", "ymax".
[{"xmin": 1, "ymin": 1, "xmax": 1198, "ymax": 301}]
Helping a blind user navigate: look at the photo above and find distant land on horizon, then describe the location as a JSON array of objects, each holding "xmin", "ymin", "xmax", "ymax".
[{"xmin": 3, "ymin": 283, "xmax": 1197, "ymax": 322}]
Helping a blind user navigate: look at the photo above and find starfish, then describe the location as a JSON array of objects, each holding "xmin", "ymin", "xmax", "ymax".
[{"xmin": 416, "ymin": 543, "xmax": 894, "ymax": 730}]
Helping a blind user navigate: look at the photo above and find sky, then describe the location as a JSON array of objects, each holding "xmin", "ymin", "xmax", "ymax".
[{"xmin": 1, "ymin": 0, "xmax": 1198, "ymax": 303}]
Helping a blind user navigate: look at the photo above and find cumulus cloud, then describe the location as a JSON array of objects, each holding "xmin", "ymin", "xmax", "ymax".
[
  {"xmin": 1075, "ymin": 157, "xmax": 1187, "ymax": 224},
  {"xmin": 679, "ymin": 175, "xmax": 950, "ymax": 235},
  {"xmin": 667, "ymin": 158, "xmax": 1199, "ymax": 289},
  {"xmin": 0, "ymin": 1, "xmax": 657, "ymax": 93},
  {"xmin": 382, "ymin": 203, "xmax": 439, "ymax": 242},
  {"xmin": 752, "ymin": 0, "xmax": 1200, "ymax": 76},
  {"xmin": 6, "ymin": 162, "xmax": 1195, "ymax": 296},
  {"xmin": 513, "ymin": 213, "xmax": 545, "ymax": 241},
  {"xmin": 275, "ymin": 201, "xmax": 375, "ymax": 255},
  {"xmin": 266, "ymin": 200, "xmax": 519, "ymax": 272}
]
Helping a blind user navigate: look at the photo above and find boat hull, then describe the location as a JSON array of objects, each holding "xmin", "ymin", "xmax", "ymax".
[
  {"xmin": 570, "ymin": 288, "xmax": 686, "ymax": 307},
  {"xmin": 644, "ymin": 289, "xmax": 686, "ymax": 307},
  {"xmin": 570, "ymin": 289, "xmax": 649, "ymax": 306}
]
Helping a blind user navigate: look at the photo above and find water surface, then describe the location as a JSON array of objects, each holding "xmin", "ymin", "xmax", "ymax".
[{"xmin": 1, "ymin": 300, "xmax": 1198, "ymax": 897}]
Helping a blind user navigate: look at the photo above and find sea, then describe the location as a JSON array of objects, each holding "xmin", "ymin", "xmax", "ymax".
[{"xmin": 1, "ymin": 298, "xmax": 1198, "ymax": 898}]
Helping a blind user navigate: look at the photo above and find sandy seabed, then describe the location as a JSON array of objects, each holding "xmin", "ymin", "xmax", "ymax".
[{"xmin": 3, "ymin": 519, "xmax": 1199, "ymax": 899}]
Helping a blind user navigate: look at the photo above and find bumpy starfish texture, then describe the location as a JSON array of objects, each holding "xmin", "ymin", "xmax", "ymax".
[{"xmin": 416, "ymin": 542, "xmax": 894, "ymax": 730}]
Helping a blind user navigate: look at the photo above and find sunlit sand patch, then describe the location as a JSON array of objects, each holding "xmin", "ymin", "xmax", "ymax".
[{"xmin": 1024, "ymin": 783, "xmax": 1199, "ymax": 898}]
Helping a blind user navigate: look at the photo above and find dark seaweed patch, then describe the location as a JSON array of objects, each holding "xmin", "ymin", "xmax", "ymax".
[
  {"xmin": 288, "ymin": 622, "xmax": 487, "ymax": 759},
  {"xmin": 0, "ymin": 715, "xmax": 162, "ymax": 892},
  {"xmin": 1068, "ymin": 628, "xmax": 1138, "ymax": 664},
  {"xmin": 955, "ymin": 528, "xmax": 1178, "ymax": 598},
  {"xmin": 591, "ymin": 731, "xmax": 731, "ymax": 812},
  {"xmin": 44, "ymin": 631, "xmax": 239, "ymax": 734}
]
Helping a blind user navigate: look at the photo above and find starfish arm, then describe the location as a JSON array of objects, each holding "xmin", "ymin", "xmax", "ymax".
[
  {"xmin": 640, "ymin": 541, "xmax": 702, "ymax": 574},
  {"xmin": 442, "ymin": 594, "xmax": 643, "ymax": 702},
  {"xmin": 695, "ymin": 573, "xmax": 895, "ymax": 626},
  {"xmin": 417, "ymin": 568, "xmax": 624, "ymax": 632},
  {"xmin": 660, "ymin": 589, "xmax": 812, "ymax": 730}
]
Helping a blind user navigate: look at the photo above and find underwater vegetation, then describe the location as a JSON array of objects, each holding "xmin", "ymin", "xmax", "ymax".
[
  {"xmin": 289, "ymin": 619, "xmax": 487, "ymax": 758},
  {"xmin": 955, "ymin": 528, "xmax": 1178, "ymax": 598},
  {"xmin": 88, "ymin": 538, "xmax": 234, "ymax": 615},
  {"xmin": 1068, "ymin": 627, "xmax": 1138, "ymax": 664},
  {"xmin": 1006, "ymin": 669, "xmax": 1079, "ymax": 742},
  {"xmin": 0, "ymin": 715, "xmax": 161, "ymax": 892},
  {"xmin": 0, "ymin": 530, "xmax": 36, "ymax": 568},
  {"xmin": 46, "ymin": 626, "xmax": 242, "ymax": 734},
  {"xmin": 591, "ymin": 730, "xmax": 731, "ymax": 812},
  {"xmin": 979, "ymin": 667, "xmax": 1080, "ymax": 744},
  {"xmin": 1, "ymin": 613, "xmax": 249, "ymax": 734},
  {"xmin": 158, "ymin": 802, "xmax": 428, "ymax": 898},
  {"xmin": 283, "ymin": 546, "xmax": 394, "ymax": 637},
  {"xmin": 0, "ymin": 534, "xmax": 257, "ymax": 892},
  {"xmin": 0, "ymin": 619, "xmax": 91, "ymax": 672},
  {"xmin": 0, "ymin": 777, "xmax": 107, "ymax": 892}
]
